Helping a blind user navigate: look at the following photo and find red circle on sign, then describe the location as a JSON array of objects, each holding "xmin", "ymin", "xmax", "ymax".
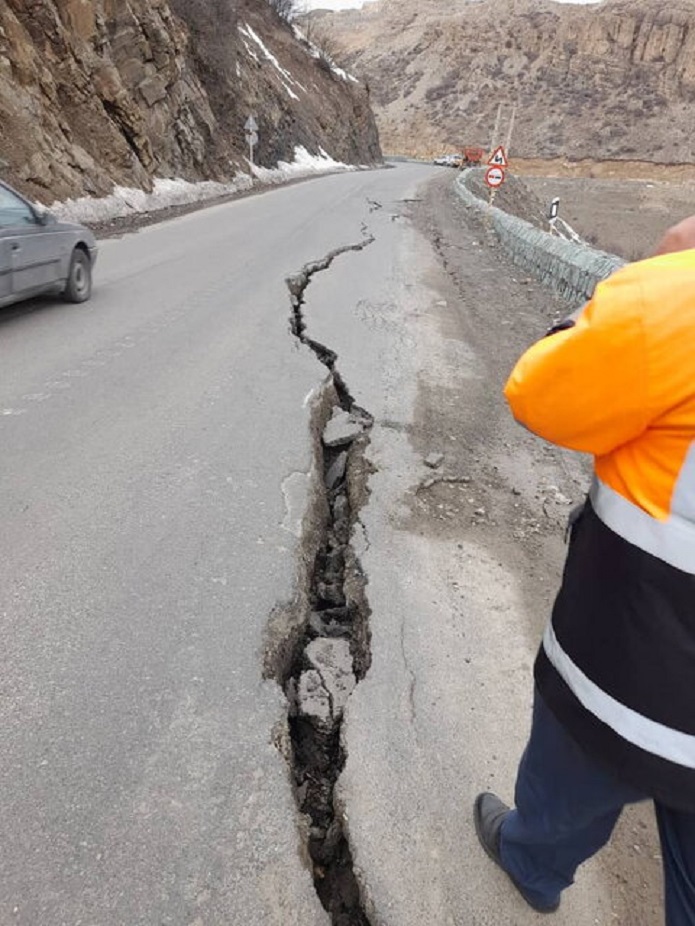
[{"xmin": 484, "ymin": 166, "xmax": 506, "ymax": 189}]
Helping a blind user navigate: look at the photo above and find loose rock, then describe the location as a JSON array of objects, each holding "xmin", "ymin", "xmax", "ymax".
[
  {"xmin": 286, "ymin": 273, "xmax": 305, "ymax": 297},
  {"xmin": 304, "ymin": 638, "xmax": 356, "ymax": 721},
  {"xmin": 424, "ymin": 452, "xmax": 445, "ymax": 469},
  {"xmin": 325, "ymin": 451, "xmax": 348, "ymax": 490},
  {"xmin": 309, "ymin": 611, "xmax": 351, "ymax": 639},
  {"xmin": 323, "ymin": 410, "xmax": 365, "ymax": 448},
  {"xmin": 297, "ymin": 669, "xmax": 332, "ymax": 725}
]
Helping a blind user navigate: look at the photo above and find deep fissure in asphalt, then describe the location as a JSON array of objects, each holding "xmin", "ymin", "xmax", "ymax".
[{"xmin": 278, "ymin": 239, "xmax": 375, "ymax": 925}]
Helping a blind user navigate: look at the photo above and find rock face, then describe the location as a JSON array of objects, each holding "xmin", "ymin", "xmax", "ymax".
[
  {"xmin": 310, "ymin": 0, "xmax": 695, "ymax": 164},
  {"xmin": 0, "ymin": 0, "xmax": 381, "ymax": 202}
]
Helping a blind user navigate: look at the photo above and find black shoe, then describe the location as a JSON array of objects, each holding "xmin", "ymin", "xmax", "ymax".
[{"xmin": 474, "ymin": 792, "xmax": 560, "ymax": 914}]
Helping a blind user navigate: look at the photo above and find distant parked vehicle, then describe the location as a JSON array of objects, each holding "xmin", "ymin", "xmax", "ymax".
[
  {"xmin": 433, "ymin": 153, "xmax": 463, "ymax": 168},
  {"xmin": 0, "ymin": 179, "xmax": 97, "ymax": 309},
  {"xmin": 462, "ymin": 146, "xmax": 485, "ymax": 166}
]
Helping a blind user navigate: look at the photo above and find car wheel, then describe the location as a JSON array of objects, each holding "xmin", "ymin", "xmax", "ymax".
[{"xmin": 63, "ymin": 248, "xmax": 92, "ymax": 303}]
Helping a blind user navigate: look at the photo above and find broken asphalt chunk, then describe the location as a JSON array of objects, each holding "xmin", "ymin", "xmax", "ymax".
[
  {"xmin": 325, "ymin": 451, "xmax": 348, "ymax": 490},
  {"xmin": 286, "ymin": 273, "xmax": 305, "ymax": 298},
  {"xmin": 308, "ymin": 611, "xmax": 351, "ymax": 640},
  {"xmin": 305, "ymin": 638, "xmax": 356, "ymax": 721},
  {"xmin": 424, "ymin": 452, "xmax": 445, "ymax": 469},
  {"xmin": 322, "ymin": 410, "xmax": 365, "ymax": 448},
  {"xmin": 298, "ymin": 669, "xmax": 332, "ymax": 725}
]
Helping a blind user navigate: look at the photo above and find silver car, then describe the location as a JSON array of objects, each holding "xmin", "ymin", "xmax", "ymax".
[{"xmin": 0, "ymin": 179, "xmax": 97, "ymax": 308}]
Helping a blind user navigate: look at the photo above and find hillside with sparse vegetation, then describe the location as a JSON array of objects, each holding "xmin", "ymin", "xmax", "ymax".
[{"xmin": 307, "ymin": 0, "xmax": 695, "ymax": 164}]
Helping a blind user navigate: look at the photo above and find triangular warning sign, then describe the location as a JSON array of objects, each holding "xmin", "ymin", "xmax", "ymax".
[{"xmin": 488, "ymin": 146, "xmax": 509, "ymax": 168}]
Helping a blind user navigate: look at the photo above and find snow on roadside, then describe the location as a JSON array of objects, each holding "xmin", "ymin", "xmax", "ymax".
[
  {"xmin": 51, "ymin": 147, "xmax": 355, "ymax": 225},
  {"xmin": 250, "ymin": 146, "xmax": 353, "ymax": 185}
]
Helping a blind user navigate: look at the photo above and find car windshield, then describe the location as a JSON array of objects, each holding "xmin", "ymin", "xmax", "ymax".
[{"xmin": 0, "ymin": 186, "xmax": 36, "ymax": 228}]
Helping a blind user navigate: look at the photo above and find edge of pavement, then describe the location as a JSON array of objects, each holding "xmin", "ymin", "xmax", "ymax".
[{"xmin": 322, "ymin": 174, "xmax": 662, "ymax": 925}]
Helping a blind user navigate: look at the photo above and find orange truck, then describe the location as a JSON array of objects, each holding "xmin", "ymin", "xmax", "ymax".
[{"xmin": 462, "ymin": 146, "xmax": 485, "ymax": 166}]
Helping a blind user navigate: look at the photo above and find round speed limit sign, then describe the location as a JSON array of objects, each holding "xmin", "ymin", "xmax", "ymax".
[{"xmin": 484, "ymin": 166, "xmax": 506, "ymax": 189}]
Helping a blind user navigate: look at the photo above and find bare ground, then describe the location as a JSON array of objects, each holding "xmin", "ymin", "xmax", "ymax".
[
  {"xmin": 523, "ymin": 174, "xmax": 695, "ymax": 261},
  {"xmin": 458, "ymin": 164, "xmax": 695, "ymax": 262},
  {"xmin": 400, "ymin": 172, "xmax": 663, "ymax": 923}
]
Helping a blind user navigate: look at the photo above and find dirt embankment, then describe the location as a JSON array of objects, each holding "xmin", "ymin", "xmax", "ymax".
[
  {"xmin": 400, "ymin": 171, "xmax": 663, "ymax": 925},
  {"xmin": 462, "ymin": 164, "xmax": 695, "ymax": 262},
  {"xmin": 513, "ymin": 158, "xmax": 695, "ymax": 184},
  {"xmin": 522, "ymin": 174, "xmax": 695, "ymax": 261}
]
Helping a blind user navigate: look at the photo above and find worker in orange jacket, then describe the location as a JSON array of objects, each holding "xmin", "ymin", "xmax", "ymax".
[{"xmin": 474, "ymin": 216, "xmax": 695, "ymax": 923}]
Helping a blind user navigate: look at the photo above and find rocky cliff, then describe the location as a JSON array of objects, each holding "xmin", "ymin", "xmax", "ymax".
[
  {"xmin": 0, "ymin": 0, "xmax": 381, "ymax": 203},
  {"xmin": 310, "ymin": 0, "xmax": 695, "ymax": 164}
]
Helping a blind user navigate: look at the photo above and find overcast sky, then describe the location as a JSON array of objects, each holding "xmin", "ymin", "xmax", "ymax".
[{"xmin": 302, "ymin": 0, "xmax": 601, "ymax": 9}]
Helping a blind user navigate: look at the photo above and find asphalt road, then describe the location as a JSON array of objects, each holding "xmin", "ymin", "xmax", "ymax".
[
  {"xmin": 0, "ymin": 164, "xmax": 440, "ymax": 926},
  {"xmin": 0, "ymin": 164, "xmax": 663, "ymax": 926}
]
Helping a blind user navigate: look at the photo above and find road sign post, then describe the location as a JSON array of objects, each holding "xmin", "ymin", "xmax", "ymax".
[
  {"xmin": 245, "ymin": 115, "xmax": 259, "ymax": 165},
  {"xmin": 484, "ymin": 165, "xmax": 506, "ymax": 189},
  {"xmin": 488, "ymin": 145, "xmax": 509, "ymax": 169},
  {"xmin": 549, "ymin": 197, "xmax": 560, "ymax": 232}
]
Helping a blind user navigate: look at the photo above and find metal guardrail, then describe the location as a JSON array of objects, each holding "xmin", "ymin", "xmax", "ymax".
[{"xmin": 454, "ymin": 170, "xmax": 626, "ymax": 306}]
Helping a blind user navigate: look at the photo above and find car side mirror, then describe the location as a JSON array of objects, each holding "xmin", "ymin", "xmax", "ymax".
[{"xmin": 35, "ymin": 208, "xmax": 56, "ymax": 226}]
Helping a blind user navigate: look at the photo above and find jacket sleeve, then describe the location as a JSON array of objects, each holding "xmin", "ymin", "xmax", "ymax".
[{"xmin": 504, "ymin": 270, "xmax": 649, "ymax": 455}]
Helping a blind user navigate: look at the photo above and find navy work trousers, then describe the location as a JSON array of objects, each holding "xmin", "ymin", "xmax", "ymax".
[{"xmin": 499, "ymin": 693, "xmax": 695, "ymax": 923}]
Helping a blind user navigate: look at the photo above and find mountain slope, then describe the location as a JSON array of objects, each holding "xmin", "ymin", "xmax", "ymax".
[
  {"xmin": 310, "ymin": 0, "xmax": 695, "ymax": 163},
  {"xmin": 0, "ymin": 0, "xmax": 381, "ymax": 202}
]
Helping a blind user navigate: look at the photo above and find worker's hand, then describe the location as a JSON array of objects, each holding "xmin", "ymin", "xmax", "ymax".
[{"xmin": 652, "ymin": 215, "xmax": 695, "ymax": 256}]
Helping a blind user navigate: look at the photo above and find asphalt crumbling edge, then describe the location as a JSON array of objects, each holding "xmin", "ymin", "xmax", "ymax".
[{"xmin": 264, "ymin": 233, "xmax": 377, "ymax": 926}]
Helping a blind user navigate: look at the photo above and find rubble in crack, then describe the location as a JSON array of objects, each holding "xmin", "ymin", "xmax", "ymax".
[
  {"xmin": 272, "ymin": 242, "xmax": 378, "ymax": 924},
  {"xmin": 283, "ymin": 400, "xmax": 373, "ymax": 926}
]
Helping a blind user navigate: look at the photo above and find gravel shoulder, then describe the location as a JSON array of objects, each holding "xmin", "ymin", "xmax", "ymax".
[
  {"xmin": 460, "ymin": 166, "xmax": 695, "ymax": 262},
  {"xmin": 334, "ymin": 172, "xmax": 662, "ymax": 925},
  {"xmin": 516, "ymin": 173, "xmax": 695, "ymax": 262}
]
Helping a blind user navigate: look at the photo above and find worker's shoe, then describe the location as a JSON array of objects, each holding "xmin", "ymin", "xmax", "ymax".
[{"xmin": 474, "ymin": 793, "xmax": 560, "ymax": 915}]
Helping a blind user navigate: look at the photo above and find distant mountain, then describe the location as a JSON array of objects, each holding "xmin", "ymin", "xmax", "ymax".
[
  {"xmin": 308, "ymin": 0, "xmax": 695, "ymax": 163},
  {"xmin": 0, "ymin": 0, "xmax": 381, "ymax": 202}
]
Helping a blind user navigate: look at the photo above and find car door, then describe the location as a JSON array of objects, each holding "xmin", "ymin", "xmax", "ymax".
[
  {"xmin": 0, "ymin": 185, "xmax": 61, "ymax": 298},
  {"xmin": 0, "ymin": 233, "xmax": 11, "ymax": 302}
]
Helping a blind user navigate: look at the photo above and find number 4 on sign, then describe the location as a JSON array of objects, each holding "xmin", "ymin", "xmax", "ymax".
[{"xmin": 488, "ymin": 145, "xmax": 509, "ymax": 168}]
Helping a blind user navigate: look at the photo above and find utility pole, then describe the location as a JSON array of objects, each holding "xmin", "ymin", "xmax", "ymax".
[
  {"xmin": 490, "ymin": 102, "xmax": 503, "ymax": 153},
  {"xmin": 505, "ymin": 103, "xmax": 518, "ymax": 157}
]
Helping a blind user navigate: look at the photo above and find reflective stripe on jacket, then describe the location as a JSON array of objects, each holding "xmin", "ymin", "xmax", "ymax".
[{"xmin": 505, "ymin": 250, "xmax": 695, "ymax": 809}]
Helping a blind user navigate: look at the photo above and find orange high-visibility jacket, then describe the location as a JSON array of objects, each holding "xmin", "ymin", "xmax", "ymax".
[{"xmin": 505, "ymin": 251, "xmax": 695, "ymax": 809}]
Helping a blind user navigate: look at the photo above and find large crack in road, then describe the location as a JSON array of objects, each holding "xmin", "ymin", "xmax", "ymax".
[{"xmin": 266, "ymin": 230, "xmax": 376, "ymax": 926}]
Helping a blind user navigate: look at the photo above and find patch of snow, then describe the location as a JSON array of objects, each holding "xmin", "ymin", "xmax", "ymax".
[
  {"xmin": 239, "ymin": 22, "xmax": 302, "ymax": 100},
  {"xmin": 242, "ymin": 43, "xmax": 259, "ymax": 62},
  {"xmin": 49, "ymin": 149, "xmax": 354, "ymax": 225},
  {"xmin": 250, "ymin": 145, "xmax": 354, "ymax": 185},
  {"xmin": 303, "ymin": 0, "xmax": 377, "ymax": 8},
  {"xmin": 330, "ymin": 63, "xmax": 359, "ymax": 83},
  {"xmin": 52, "ymin": 175, "xmax": 254, "ymax": 225},
  {"xmin": 239, "ymin": 34, "xmax": 259, "ymax": 62},
  {"xmin": 290, "ymin": 23, "xmax": 358, "ymax": 82}
]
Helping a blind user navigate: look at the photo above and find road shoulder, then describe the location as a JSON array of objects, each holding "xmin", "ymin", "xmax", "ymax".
[{"xmin": 336, "ymin": 174, "xmax": 662, "ymax": 925}]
